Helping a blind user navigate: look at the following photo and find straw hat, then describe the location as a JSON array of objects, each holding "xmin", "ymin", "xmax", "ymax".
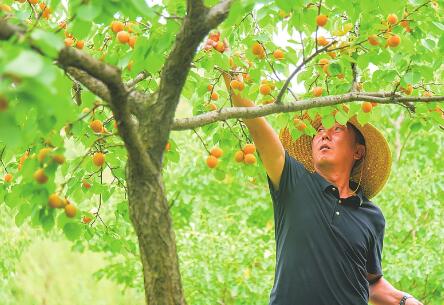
[{"xmin": 279, "ymin": 109, "xmax": 392, "ymax": 199}]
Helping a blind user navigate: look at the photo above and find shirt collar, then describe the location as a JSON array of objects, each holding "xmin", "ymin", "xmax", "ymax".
[{"xmin": 313, "ymin": 171, "xmax": 365, "ymax": 208}]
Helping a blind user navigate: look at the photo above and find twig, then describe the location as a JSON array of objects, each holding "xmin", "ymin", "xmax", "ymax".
[
  {"xmin": 192, "ymin": 128, "xmax": 210, "ymax": 154},
  {"xmin": 275, "ymin": 41, "xmax": 336, "ymax": 104}
]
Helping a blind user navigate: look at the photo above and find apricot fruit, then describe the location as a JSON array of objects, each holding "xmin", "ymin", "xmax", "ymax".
[
  {"xmin": 260, "ymin": 84, "xmax": 271, "ymax": 95},
  {"xmin": 206, "ymin": 155, "xmax": 218, "ymax": 168},
  {"xmin": 387, "ymin": 14, "xmax": 398, "ymax": 25},
  {"xmin": 211, "ymin": 92, "xmax": 219, "ymax": 101},
  {"xmin": 64, "ymin": 203, "xmax": 77, "ymax": 218},
  {"xmin": 111, "ymin": 21, "xmax": 124, "ymax": 33},
  {"xmin": 117, "ymin": 31, "xmax": 130, "ymax": 43},
  {"xmin": 244, "ymin": 153, "xmax": 256, "ymax": 164},
  {"xmin": 234, "ymin": 150, "xmax": 244, "ymax": 162},
  {"xmin": 316, "ymin": 15, "xmax": 328, "ymax": 27},
  {"xmin": 252, "ymin": 42, "xmax": 264, "ymax": 56},
  {"xmin": 243, "ymin": 143, "xmax": 256, "ymax": 154},
  {"xmin": 362, "ymin": 102, "xmax": 373, "ymax": 113},
  {"xmin": 64, "ymin": 37, "xmax": 74, "ymax": 47},
  {"xmin": 368, "ymin": 35, "xmax": 379, "ymax": 46},
  {"xmin": 128, "ymin": 36, "xmax": 137, "ymax": 48},
  {"xmin": 273, "ymin": 49, "xmax": 284, "ymax": 60},
  {"xmin": 210, "ymin": 147, "xmax": 223, "ymax": 158},
  {"xmin": 38, "ymin": 147, "xmax": 52, "ymax": 163},
  {"xmin": 90, "ymin": 119, "xmax": 103, "ymax": 133},
  {"xmin": 317, "ymin": 36, "xmax": 328, "ymax": 46},
  {"xmin": 48, "ymin": 193, "xmax": 64, "ymax": 208},
  {"xmin": 92, "ymin": 152, "xmax": 105, "ymax": 167},
  {"xmin": 34, "ymin": 168, "xmax": 48, "ymax": 184},
  {"xmin": 387, "ymin": 35, "xmax": 401, "ymax": 47},
  {"xmin": 4, "ymin": 173, "xmax": 12, "ymax": 183},
  {"xmin": 75, "ymin": 40, "xmax": 84, "ymax": 49},
  {"xmin": 52, "ymin": 154, "xmax": 65, "ymax": 164},
  {"xmin": 313, "ymin": 87, "xmax": 323, "ymax": 97}
]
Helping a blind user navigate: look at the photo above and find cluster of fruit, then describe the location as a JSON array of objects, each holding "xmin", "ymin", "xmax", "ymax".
[
  {"xmin": 205, "ymin": 143, "xmax": 258, "ymax": 169},
  {"xmin": 63, "ymin": 23, "xmax": 85, "ymax": 49},
  {"xmin": 111, "ymin": 20, "xmax": 137, "ymax": 48},
  {"xmin": 33, "ymin": 147, "xmax": 65, "ymax": 184},
  {"xmin": 48, "ymin": 193, "xmax": 77, "ymax": 218},
  {"xmin": 203, "ymin": 31, "xmax": 228, "ymax": 53}
]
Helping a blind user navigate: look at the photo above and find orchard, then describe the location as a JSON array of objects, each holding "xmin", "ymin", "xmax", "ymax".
[{"xmin": 0, "ymin": 0, "xmax": 443, "ymax": 304}]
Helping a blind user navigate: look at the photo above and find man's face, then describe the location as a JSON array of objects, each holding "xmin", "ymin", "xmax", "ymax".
[{"xmin": 311, "ymin": 122, "xmax": 361, "ymax": 171}]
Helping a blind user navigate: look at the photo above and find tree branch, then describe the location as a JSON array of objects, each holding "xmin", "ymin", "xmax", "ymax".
[
  {"xmin": 275, "ymin": 41, "xmax": 336, "ymax": 104},
  {"xmin": 140, "ymin": 0, "xmax": 233, "ymax": 158},
  {"xmin": 171, "ymin": 93, "xmax": 444, "ymax": 130}
]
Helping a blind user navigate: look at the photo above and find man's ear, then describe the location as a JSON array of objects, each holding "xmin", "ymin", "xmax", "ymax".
[{"xmin": 354, "ymin": 144, "xmax": 366, "ymax": 161}]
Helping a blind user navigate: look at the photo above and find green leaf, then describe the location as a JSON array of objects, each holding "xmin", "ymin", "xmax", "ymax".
[
  {"xmin": 409, "ymin": 122, "xmax": 422, "ymax": 132},
  {"xmin": 31, "ymin": 30, "xmax": 64, "ymax": 58},
  {"xmin": 15, "ymin": 203, "xmax": 32, "ymax": 227},
  {"xmin": 63, "ymin": 222, "xmax": 82, "ymax": 241},
  {"xmin": 77, "ymin": 3, "xmax": 103, "ymax": 21},
  {"xmin": 70, "ymin": 18, "xmax": 92, "ymax": 39},
  {"xmin": 321, "ymin": 114, "xmax": 335, "ymax": 129},
  {"xmin": 4, "ymin": 50, "xmax": 43, "ymax": 77},
  {"xmin": 335, "ymin": 111, "xmax": 348, "ymax": 125}
]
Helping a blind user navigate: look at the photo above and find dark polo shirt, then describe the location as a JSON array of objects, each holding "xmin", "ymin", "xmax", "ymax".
[{"xmin": 267, "ymin": 150, "xmax": 385, "ymax": 305}]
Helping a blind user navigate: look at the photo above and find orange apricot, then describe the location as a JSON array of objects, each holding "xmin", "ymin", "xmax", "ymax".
[
  {"xmin": 244, "ymin": 153, "xmax": 256, "ymax": 164},
  {"xmin": 317, "ymin": 36, "xmax": 329, "ymax": 46},
  {"xmin": 243, "ymin": 143, "xmax": 256, "ymax": 154},
  {"xmin": 211, "ymin": 92, "xmax": 219, "ymax": 101},
  {"xmin": 90, "ymin": 119, "xmax": 103, "ymax": 133},
  {"xmin": 387, "ymin": 14, "xmax": 398, "ymax": 25},
  {"xmin": 111, "ymin": 21, "xmax": 124, "ymax": 33},
  {"xmin": 206, "ymin": 155, "xmax": 218, "ymax": 168},
  {"xmin": 215, "ymin": 41, "xmax": 225, "ymax": 53},
  {"xmin": 34, "ymin": 168, "xmax": 48, "ymax": 184},
  {"xmin": 38, "ymin": 147, "xmax": 52, "ymax": 163},
  {"xmin": 4, "ymin": 173, "xmax": 12, "ymax": 183},
  {"xmin": 64, "ymin": 203, "xmax": 77, "ymax": 218},
  {"xmin": 117, "ymin": 31, "xmax": 130, "ymax": 43},
  {"xmin": 387, "ymin": 35, "xmax": 401, "ymax": 47},
  {"xmin": 230, "ymin": 80, "xmax": 245, "ymax": 91},
  {"xmin": 316, "ymin": 15, "xmax": 328, "ymax": 27},
  {"xmin": 368, "ymin": 35, "xmax": 379, "ymax": 46},
  {"xmin": 234, "ymin": 150, "xmax": 244, "ymax": 162},
  {"xmin": 82, "ymin": 179, "xmax": 91, "ymax": 189},
  {"xmin": 210, "ymin": 147, "xmax": 223, "ymax": 158},
  {"xmin": 313, "ymin": 86, "xmax": 323, "ymax": 97},
  {"xmin": 52, "ymin": 154, "xmax": 65, "ymax": 164},
  {"xmin": 362, "ymin": 102, "xmax": 373, "ymax": 113},
  {"xmin": 128, "ymin": 36, "xmax": 137, "ymax": 48},
  {"xmin": 273, "ymin": 49, "xmax": 284, "ymax": 60},
  {"xmin": 64, "ymin": 37, "xmax": 74, "ymax": 47},
  {"xmin": 92, "ymin": 152, "xmax": 105, "ymax": 167},
  {"xmin": 252, "ymin": 42, "xmax": 264, "ymax": 55},
  {"xmin": 48, "ymin": 193, "xmax": 64, "ymax": 208},
  {"xmin": 260, "ymin": 84, "xmax": 271, "ymax": 95},
  {"xmin": 75, "ymin": 40, "xmax": 84, "ymax": 49}
]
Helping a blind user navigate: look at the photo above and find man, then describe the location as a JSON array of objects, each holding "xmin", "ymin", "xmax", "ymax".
[{"xmin": 223, "ymin": 74, "xmax": 423, "ymax": 305}]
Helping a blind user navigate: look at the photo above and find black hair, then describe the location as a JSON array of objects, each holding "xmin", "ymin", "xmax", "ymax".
[{"xmin": 346, "ymin": 122, "xmax": 366, "ymax": 172}]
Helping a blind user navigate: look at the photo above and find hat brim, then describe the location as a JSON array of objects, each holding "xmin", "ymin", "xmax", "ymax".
[{"xmin": 279, "ymin": 113, "xmax": 392, "ymax": 199}]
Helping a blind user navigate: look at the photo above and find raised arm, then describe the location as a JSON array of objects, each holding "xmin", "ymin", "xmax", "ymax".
[{"xmin": 222, "ymin": 73, "xmax": 284, "ymax": 190}]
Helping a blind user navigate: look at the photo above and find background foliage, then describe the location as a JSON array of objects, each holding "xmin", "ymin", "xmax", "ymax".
[{"xmin": 1, "ymin": 0, "xmax": 443, "ymax": 304}]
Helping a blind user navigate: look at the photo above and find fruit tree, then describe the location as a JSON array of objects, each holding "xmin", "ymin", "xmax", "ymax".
[{"xmin": 0, "ymin": 0, "xmax": 443, "ymax": 304}]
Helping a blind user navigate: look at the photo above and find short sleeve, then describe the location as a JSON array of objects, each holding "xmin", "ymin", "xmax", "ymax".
[
  {"xmin": 366, "ymin": 224, "xmax": 385, "ymax": 276},
  {"xmin": 266, "ymin": 149, "xmax": 306, "ymax": 202}
]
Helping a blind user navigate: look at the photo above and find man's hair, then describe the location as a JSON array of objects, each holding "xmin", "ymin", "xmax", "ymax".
[{"xmin": 347, "ymin": 122, "xmax": 366, "ymax": 172}]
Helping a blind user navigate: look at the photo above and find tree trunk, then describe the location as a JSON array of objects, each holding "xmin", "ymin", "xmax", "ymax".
[{"xmin": 126, "ymin": 158, "xmax": 186, "ymax": 305}]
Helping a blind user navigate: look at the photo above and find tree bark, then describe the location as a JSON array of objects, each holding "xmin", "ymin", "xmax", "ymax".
[{"xmin": 126, "ymin": 158, "xmax": 186, "ymax": 305}]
